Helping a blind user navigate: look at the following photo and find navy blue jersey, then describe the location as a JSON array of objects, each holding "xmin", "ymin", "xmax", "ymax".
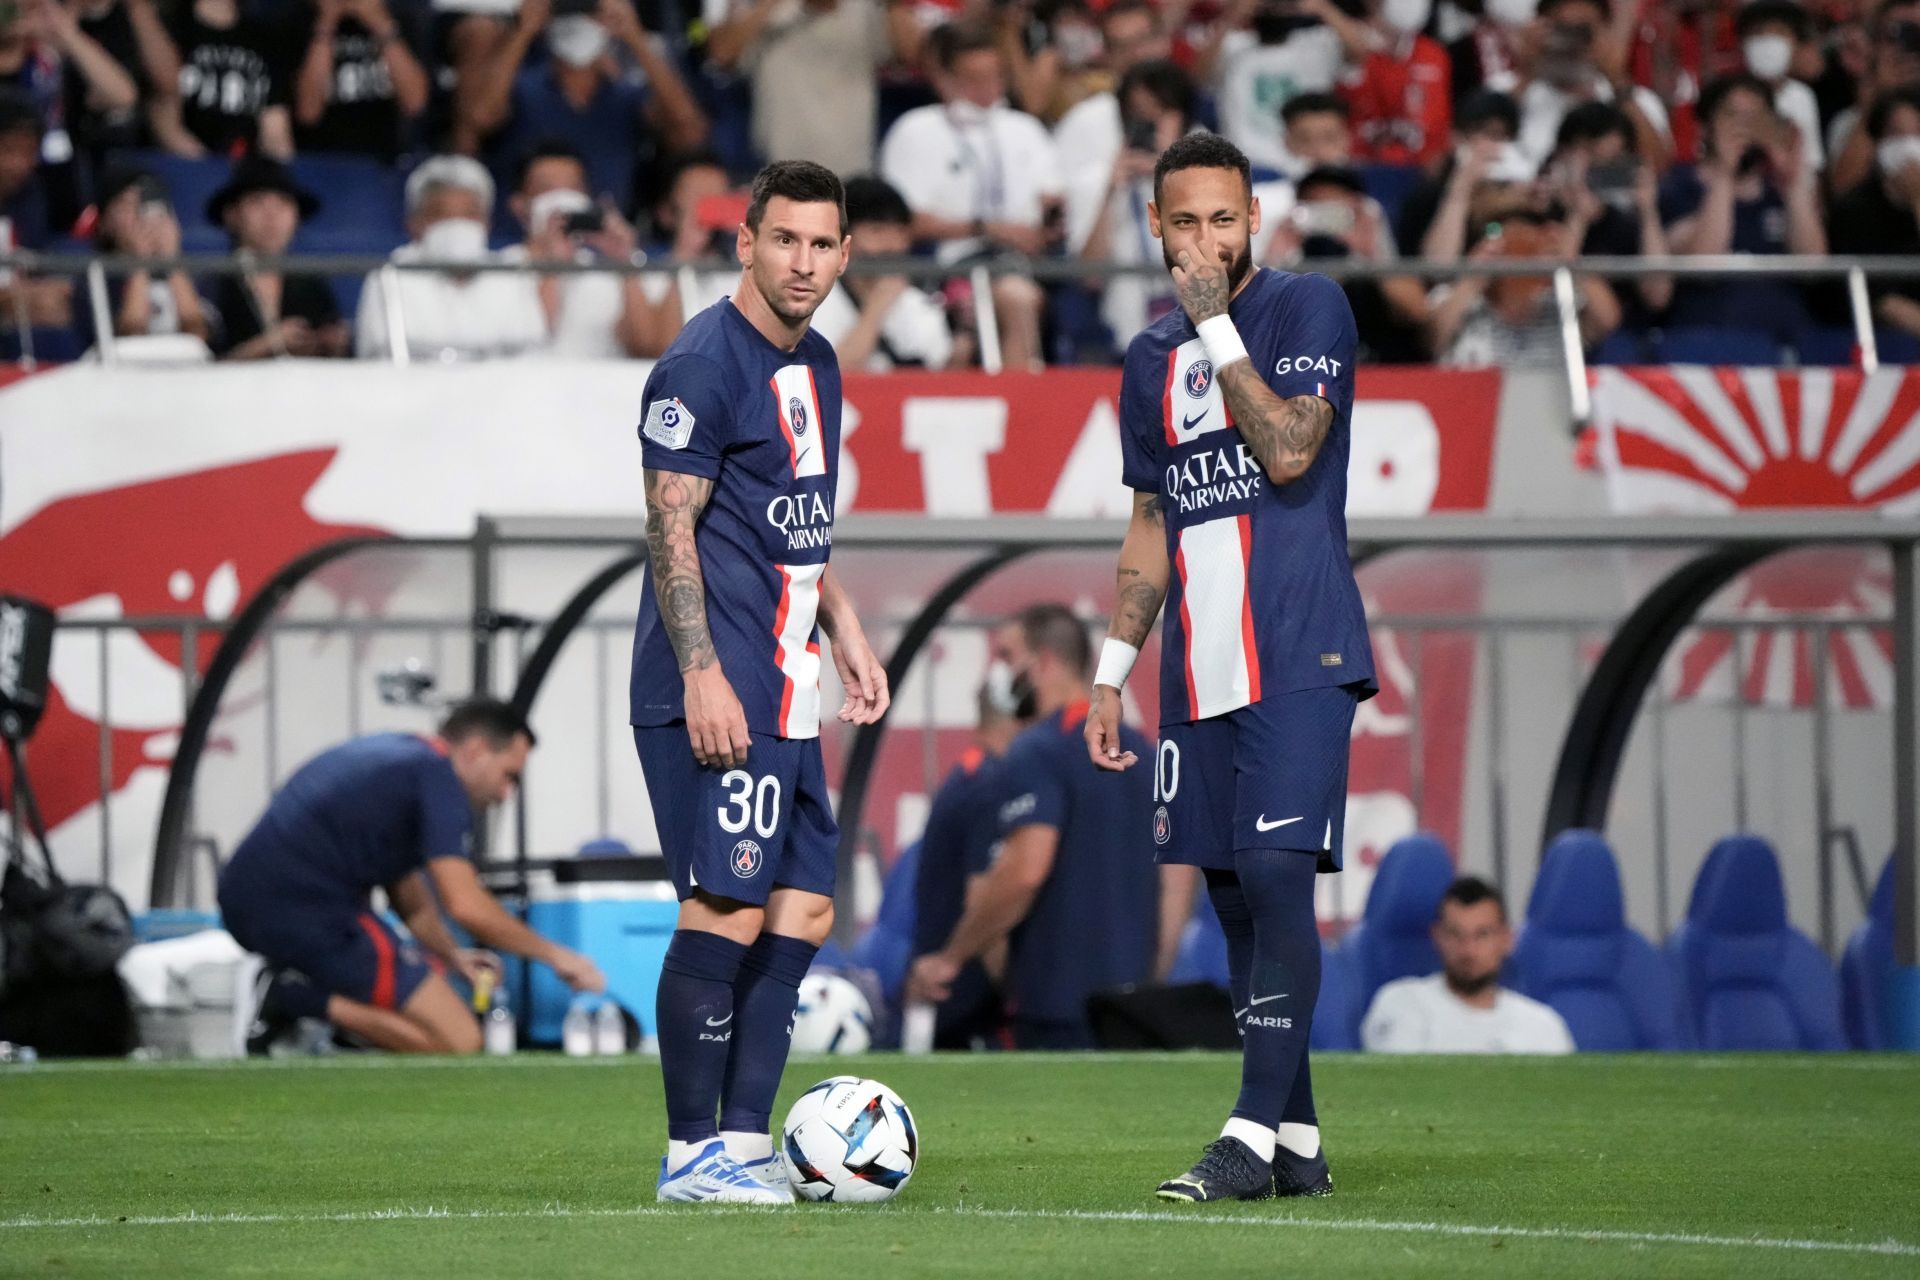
[
  {"xmin": 995, "ymin": 704, "xmax": 1157, "ymax": 1024},
  {"xmin": 912, "ymin": 748, "xmax": 1006, "ymax": 958},
  {"xmin": 630, "ymin": 297, "xmax": 843, "ymax": 739},
  {"xmin": 227, "ymin": 733, "xmax": 473, "ymax": 901},
  {"xmin": 1119, "ymin": 269, "xmax": 1376, "ymax": 726}
]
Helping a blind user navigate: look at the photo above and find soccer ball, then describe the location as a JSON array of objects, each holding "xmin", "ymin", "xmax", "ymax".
[
  {"xmin": 790, "ymin": 972, "xmax": 873, "ymax": 1054},
  {"xmin": 781, "ymin": 1076, "xmax": 919, "ymax": 1202}
]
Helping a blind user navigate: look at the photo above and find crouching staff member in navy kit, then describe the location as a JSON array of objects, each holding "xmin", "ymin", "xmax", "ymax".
[
  {"xmin": 630, "ymin": 160, "xmax": 891, "ymax": 1206},
  {"xmin": 1084, "ymin": 131, "xmax": 1376, "ymax": 1203}
]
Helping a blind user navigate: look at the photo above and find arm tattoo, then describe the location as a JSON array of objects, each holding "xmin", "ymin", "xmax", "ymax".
[
  {"xmin": 643, "ymin": 467, "xmax": 717, "ymax": 673},
  {"xmin": 1113, "ymin": 580, "xmax": 1166, "ymax": 648},
  {"xmin": 1217, "ymin": 361, "xmax": 1333, "ymax": 485}
]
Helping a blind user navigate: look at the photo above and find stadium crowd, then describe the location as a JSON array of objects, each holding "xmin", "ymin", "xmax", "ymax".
[{"xmin": 3, "ymin": 0, "xmax": 1920, "ymax": 365}]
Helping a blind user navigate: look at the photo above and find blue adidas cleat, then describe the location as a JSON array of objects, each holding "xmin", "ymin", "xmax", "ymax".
[
  {"xmin": 1155, "ymin": 1136, "xmax": 1274, "ymax": 1203},
  {"xmin": 737, "ymin": 1151, "xmax": 796, "ymax": 1203},
  {"xmin": 656, "ymin": 1140, "xmax": 787, "ymax": 1204}
]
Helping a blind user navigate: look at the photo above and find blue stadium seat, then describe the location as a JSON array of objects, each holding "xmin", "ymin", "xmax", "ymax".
[
  {"xmin": 289, "ymin": 154, "xmax": 407, "ymax": 255},
  {"xmin": 1334, "ymin": 832, "xmax": 1453, "ymax": 1044},
  {"xmin": 1312, "ymin": 942, "xmax": 1360, "ymax": 1051},
  {"xmin": 1588, "ymin": 329, "xmax": 1649, "ymax": 365},
  {"xmin": 1652, "ymin": 326, "xmax": 1787, "ymax": 366},
  {"xmin": 1508, "ymin": 829, "xmax": 1680, "ymax": 1050},
  {"xmin": 575, "ymin": 836, "xmax": 633, "ymax": 856},
  {"xmin": 1665, "ymin": 835, "xmax": 1846, "ymax": 1050},
  {"xmin": 1795, "ymin": 326, "xmax": 1861, "ymax": 367},
  {"xmin": 1168, "ymin": 901, "xmax": 1228, "ymax": 987},
  {"xmin": 1841, "ymin": 858, "xmax": 1894, "ymax": 1050}
]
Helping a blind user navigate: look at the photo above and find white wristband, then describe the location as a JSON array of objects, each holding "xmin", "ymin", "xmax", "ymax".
[
  {"xmin": 1094, "ymin": 638, "xmax": 1140, "ymax": 690},
  {"xmin": 1196, "ymin": 314, "xmax": 1249, "ymax": 370}
]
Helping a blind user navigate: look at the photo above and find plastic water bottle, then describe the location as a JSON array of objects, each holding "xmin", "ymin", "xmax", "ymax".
[
  {"xmin": 562, "ymin": 996, "xmax": 595, "ymax": 1058},
  {"xmin": 593, "ymin": 999, "xmax": 626, "ymax": 1055},
  {"xmin": 485, "ymin": 984, "xmax": 516, "ymax": 1057}
]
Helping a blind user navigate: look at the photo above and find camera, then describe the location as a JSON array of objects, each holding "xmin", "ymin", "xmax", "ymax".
[
  {"xmin": 562, "ymin": 208, "xmax": 605, "ymax": 236},
  {"xmin": 1125, "ymin": 117, "xmax": 1158, "ymax": 154}
]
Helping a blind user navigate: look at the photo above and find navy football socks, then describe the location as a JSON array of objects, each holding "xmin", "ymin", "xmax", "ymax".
[
  {"xmin": 1225, "ymin": 849, "xmax": 1321, "ymax": 1134},
  {"xmin": 656, "ymin": 929, "xmax": 748, "ymax": 1144},
  {"xmin": 719, "ymin": 933, "xmax": 818, "ymax": 1136}
]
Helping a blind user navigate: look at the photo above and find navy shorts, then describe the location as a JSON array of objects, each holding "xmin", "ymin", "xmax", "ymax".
[
  {"xmin": 220, "ymin": 885, "xmax": 434, "ymax": 1012},
  {"xmin": 632, "ymin": 726, "xmax": 839, "ymax": 906},
  {"xmin": 1152, "ymin": 684, "xmax": 1362, "ymax": 873}
]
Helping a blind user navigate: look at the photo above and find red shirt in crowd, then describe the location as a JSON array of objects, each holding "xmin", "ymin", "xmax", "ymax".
[
  {"xmin": 1342, "ymin": 34, "xmax": 1452, "ymax": 169},
  {"xmin": 1627, "ymin": 2, "xmax": 1741, "ymax": 164}
]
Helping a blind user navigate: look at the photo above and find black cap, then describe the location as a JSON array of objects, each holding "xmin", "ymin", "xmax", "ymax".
[{"xmin": 1296, "ymin": 164, "xmax": 1367, "ymax": 197}]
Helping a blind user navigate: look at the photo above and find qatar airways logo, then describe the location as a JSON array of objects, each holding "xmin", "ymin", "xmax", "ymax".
[
  {"xmin": 1165, "ymin": 442, "xmax": 1263, "ymax": 515},
  {"xmin": 765, "ymin": 491, "xmax": 834, "ymax": 551}
]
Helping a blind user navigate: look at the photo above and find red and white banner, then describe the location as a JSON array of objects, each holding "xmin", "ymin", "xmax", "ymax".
[
  {"xmin": 1592, "ymin": 366, "xmax": 1920, "ymax": 710},
  {"xmin": 0, "ymin": 363, "xmax": 1499, "ymax": 911}
]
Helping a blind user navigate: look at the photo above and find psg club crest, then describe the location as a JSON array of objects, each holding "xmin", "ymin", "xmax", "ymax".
[
  {"xmin": 788, "ymin": 396, "xmax": 809, "ymax": 438},
  {"xmin": 1184, "ymin": 360, "xmax": 1213, "ymax": 399},
  {"xmin": 730, "ymin": 839, "xmax": 764, "ymax": 879},
  {"xmin": 1153, "ymin": 805, "xmax": 1171, "ymax": 846}
]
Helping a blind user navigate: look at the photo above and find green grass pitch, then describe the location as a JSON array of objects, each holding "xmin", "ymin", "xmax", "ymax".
[{"xmin": 2, "ymin": 1052, "xmax": 1917, "ymax": 1278}]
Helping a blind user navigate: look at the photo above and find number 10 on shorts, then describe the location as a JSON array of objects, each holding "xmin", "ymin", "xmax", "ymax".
[{"xmin": 717, "ymin": 769, "xmax": 782, "ymax": 839}]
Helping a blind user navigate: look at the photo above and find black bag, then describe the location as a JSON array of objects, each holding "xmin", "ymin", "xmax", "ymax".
[
  {"xmin": 0, "ymin": 737, "xmax": 137, "ymax": 1056},
  {"xmin": 1086, "ymin": 981, "xmax": 1242, "ymax": 1050}
]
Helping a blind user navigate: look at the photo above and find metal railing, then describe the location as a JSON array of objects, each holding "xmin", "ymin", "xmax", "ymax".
[{"xmin": 7, "ymin": 250, "xmax": 1920, "ymax": 395}]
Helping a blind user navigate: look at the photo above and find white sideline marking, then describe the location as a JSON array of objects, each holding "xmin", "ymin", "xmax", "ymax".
[{"xmin": 1, "ymin": 1203, "xmax": 1915, "ymax": 1259}]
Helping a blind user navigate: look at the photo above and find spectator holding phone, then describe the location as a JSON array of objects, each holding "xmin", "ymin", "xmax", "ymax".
[
  {"xmin": 1736, "ymin": 1, "xmax": 1822, "ymax": 176},
  {"xmin": 810, "ymin": 174, "xmax": 955, "ymax": 371},
  {"xmin": 149, "ymin": 0, "xmax": 295, "ymax": 158},
  {"xmin": 501, "ymin": 139, "xmax": 675, "ymax": 358},
  {"xmin": 638, "ymin": 147, "xmax": 746, "ymax": 330},
  {"xmin": 1513, "ymin": 0, "xmax": 1671, "ymax": 172},
  {"xmin": 291, "ymin": 0, "xmax": 431, "ymax": 161},
  {"xmin": 1338, "ymin": 0, "xmax": 1452, "ymax": 171},
  {"xmin": 1661, "ymin": 72, "xmax": 1824, "ymax": 345},
  {"xmin": 1829, "ymin": 87, "xmax": 1920, "ymax": 341},
  {"xmin": 1073, "ymin": 58, "xmax": 1193, "ymax": 347},
  {"xmin": 1542, "ymin": 101, "xmax": 1671, "ymax": 324},
  {"xmin": 459, "ymin": 0, "xmax": 707, "ymax": 212},
  {"xmin": 1397, "ymin": 89, "xmax": 1519, "ymax": 255},
  {"xmin": 1208, "ymin": 0, "xmax": 1361, "ymax": 175},
  {"xmin": 76, "ymin": 161, "xmax": 212, "ymax": 352},
  {"xmin": 205, "ymin": 154, "xmax": 348, "ymax": 360},
  {"xmin": 1826, "ymin": 1, "xmax": 1920, "ymax": 197},
  {"xmin": 1262, "ymin": 164, "xmax": 1429, "ymax": 361}
]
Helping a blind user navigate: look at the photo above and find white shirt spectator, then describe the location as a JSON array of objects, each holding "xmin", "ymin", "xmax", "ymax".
[
  {"xmin": 493, "ymin": 246, "xmax": 630, "ymax": 358},
  {"xmin": 354, "ymin": 244, "xmax": 548, "ymax": 361},
  {"xmin": 880, "ymin": 101, "xmax": 1063, "ymax": 263},
  {"xmin": 1773, "ymin": 78, "xmax": 1824, "ymax": 172},
  {"xmin": 1213, "ymin": 26, "xmax": 1344, "ymax": 175},
  {"xmin": 1516, "ymin": 78, "xmax": 1670, "ymax": 169},
  {"xmin": 1361, "ymin": 974, "xmax": 1576, "ymax": 1054},
  {"xmin": 810, "ymin": 280, "xmax": 954, "ymax": 371},
  {"xmin": 1058, "ymin": 90, "xmax": 1124, "ymax": 250}
]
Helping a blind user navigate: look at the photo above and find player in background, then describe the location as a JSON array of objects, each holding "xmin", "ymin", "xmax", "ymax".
[
  {"xmin": 630, "ymin": 160, "xmax": 890, "ymax": 1206},
  {"xmin": 219, "ymin": 698, "xmax": 605, "ymax": 1054},
  {"xmin": 1084, "ymin": 132, "xmax": 1376, "ymax": 1203}
]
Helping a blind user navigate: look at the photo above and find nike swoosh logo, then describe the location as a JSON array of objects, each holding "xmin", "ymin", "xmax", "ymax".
[
  {"xmin": 1181, "ymin": 411, "xmax": 1207, "ymax": 434},
  {"xmin": 1250, "ymin": 993, "xmax": 1288, "ymax": 1006},
  {"xmin": 705, "ymin": 1013, "xmax": 733, "ymax": 1027},
  {"xmin": 1255, "ymin": 815, "xmax": 1304, "ymax": 831}
]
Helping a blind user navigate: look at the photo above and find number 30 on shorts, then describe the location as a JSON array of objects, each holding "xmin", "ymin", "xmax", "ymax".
[{"xmin": 717, "ymin": 770, "xmax": 781, "ymax": 838}]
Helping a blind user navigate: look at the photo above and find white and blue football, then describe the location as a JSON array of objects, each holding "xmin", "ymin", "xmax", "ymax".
[
  {"xmin": 790, "ymin": 972, "xmax": 873, "ymax": 1054},
  {"xmin": 781, "ymin": 1076, "xmax": 919, "ymax": 1203}
]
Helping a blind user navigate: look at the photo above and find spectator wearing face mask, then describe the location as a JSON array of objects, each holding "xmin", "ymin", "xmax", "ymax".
[
  {"xmin": 501, "ymin": 140, "xmax": 675, "ymax": 358},
  {"xmin": 1660, "ymin": 72, "xmax": 1824, "ymax": 346},
  {"xmin": 1209, "ymin": 0, "xmax": 1368, "ymax": 175},
  {"xmin": 1073, "ymin": 58, "xmax": 1195, "ymax": 347},
  {"xmin": 1736, "ymin": 1, "xmax": 1822, "ymax": 175},
  {"xmin": 354, "ymin": 154, "xmax": 546, "ymax": 361},
  {"xmin": 459, "ymin": 0, "xmax": 708, "ymax": 213},
  {"xmin": 1829, "ymin": 87, "xmax": 1920, "ymax": 342},
  {"xmin": 1336, "ymin": 0, "xmax": 1451, "ymax": 171},
  {"xmin": 1514, "ymin": 0, "xmax": 1671, "ymax": 173},
  {"xmin": 1827, "ymin": 1, "xmax": 1920, "ymax": 197}
]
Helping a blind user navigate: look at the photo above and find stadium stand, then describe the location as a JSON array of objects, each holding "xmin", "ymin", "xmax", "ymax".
[
  {"xmin": 1507, "ymin": 829, "xmax": 1680, "ymax": 1051},
  {"xmin": 1841, "ymin": 858, "xmax": 1895, "ymax": 1051},
  {"xmin": 1666, "ymin": 835, "xmax": 1848, "ymax": 1052},
  {"xmin": 1327, "ymin": 833, "xmax": 1453, "ymax": 1048}
]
